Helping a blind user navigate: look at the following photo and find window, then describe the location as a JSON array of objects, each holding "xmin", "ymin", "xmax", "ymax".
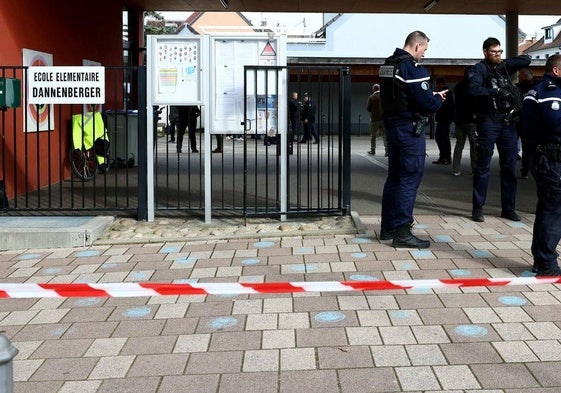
[{"xmin": 546, "ymin": 28, "xmax": 553, "ymax": 40}]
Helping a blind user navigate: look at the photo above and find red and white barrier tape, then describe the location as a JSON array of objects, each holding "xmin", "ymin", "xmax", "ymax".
[{"xmin": 0, "ymin": 277, "xmax": 559, "ymax": 298}]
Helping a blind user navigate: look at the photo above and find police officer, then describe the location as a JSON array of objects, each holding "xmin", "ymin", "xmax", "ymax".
[
  {"xmin": 468, "ymin": 37, "xmax": 531, "ymax": 222},
  {"xmin": 522, "ymin": 54, "xmax": 561, "ymax": 276},
  {"xmin": 176, "ymin": 105, "xmax": 201, "ymax": 153},
  {"xmin": 299, "ymin": 93, "xmax": 319, "ymax": 144},
  {"xmin": 378, "ymin": 31, "xmax": 446, "ymax": 248}
]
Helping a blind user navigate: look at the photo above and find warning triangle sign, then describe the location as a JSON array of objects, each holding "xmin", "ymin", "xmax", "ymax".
[{"xmin": 260, "ymin": 41, "xmax": 277, "ymax": 57}]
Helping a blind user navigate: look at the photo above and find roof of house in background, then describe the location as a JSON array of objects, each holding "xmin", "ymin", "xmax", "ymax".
[
  {"xmin": 523, "ymin": 18, "xmax": 561, "ymax": 53},
  {"xmin": 178, "ymin": 11, "xmax": 256, "ymax": 35}
]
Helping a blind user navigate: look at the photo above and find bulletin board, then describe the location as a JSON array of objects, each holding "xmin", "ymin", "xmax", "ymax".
[
  {"xmin": 210, "ymin": 36, "xmax": 286, "ymax": 134},
  {"xmin": 149, "ymin": 35, "xmax": 203, "ymax": 105}
]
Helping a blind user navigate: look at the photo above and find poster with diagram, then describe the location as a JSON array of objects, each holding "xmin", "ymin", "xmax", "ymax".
[
  {"xmin": 150, "ymin": 36, "xmax": 202, "ymax": 104},
  {"xmin": 211, "ymin": 36, "xmax": 284, "ymax": 134},
  {"xmin": 256, "ymin": 94, "xmax": 278, "ymax": 135},
  {"xmin": 23, "ymin": 48, "xmax": 54, "ymax": 132}
]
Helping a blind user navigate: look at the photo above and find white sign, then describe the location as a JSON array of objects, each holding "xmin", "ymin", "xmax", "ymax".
[{"xmin": 27, "ymin": 66, "xmax": 105, "ymax": 104}]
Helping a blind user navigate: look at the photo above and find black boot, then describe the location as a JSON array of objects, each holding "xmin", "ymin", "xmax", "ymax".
[
  {"xmin": 392, "ymin": 224, "xmax": 430, "ymax": 249},
  {"xmin": 379, "ymin": 227, "xmax": 396, "ymax": 241}
]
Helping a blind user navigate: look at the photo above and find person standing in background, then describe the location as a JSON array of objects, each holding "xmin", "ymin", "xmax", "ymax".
[
  {"xmin": 432, "ymin": 77, "xmax": 455, "ymax": 165},
  {"xmin": 298, "ymin": 93, "xmax": 319, "ymax": 144},
  {"xmin": 452, "ymin": 66, "xmax": 477, "ymax": 176},
  {"xmin": 366, "ymin": 84, "xmax": 388, "ymax": 156},
  {"xmin": 176, "ymin": 105, "xmax": 200, "ymax": 153},
  {"xmin": 167, "ymin": 106, "xmax": 179, "ymax": 144},
  {"xmin": 288, "ymin": 91, "xmax": 301, "ymax": 142}
]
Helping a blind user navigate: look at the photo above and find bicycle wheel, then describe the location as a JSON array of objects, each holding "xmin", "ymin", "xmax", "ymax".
[{"xmin": 70, "ymin": 147, "xmax": 98, "ymax": 181}]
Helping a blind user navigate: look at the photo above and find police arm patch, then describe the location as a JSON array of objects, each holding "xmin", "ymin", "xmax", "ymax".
[{"xmin": 421, "ymin": 81, "xmax": 429, "ymax": 90}]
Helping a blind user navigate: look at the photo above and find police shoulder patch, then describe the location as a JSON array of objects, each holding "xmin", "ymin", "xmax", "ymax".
[
  {"xmin": 552, "ymin": 101, "xmax": 560, "ymax": 111},
  {"xmin": 527, "ymin": 89, "xmax": 537, "ymax": 96},
  {"xmin": 421, "ymin": 81, "xmax": 429, "ymax": 90}
]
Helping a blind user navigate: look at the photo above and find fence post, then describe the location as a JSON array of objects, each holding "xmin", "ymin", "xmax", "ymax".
[
  {"xmin": 137, "ymin": 66, "xmax": 148, "ymax": 221},
  {"xmin": 0, "ymin": 334, "xmax": 18, "ymax": 393},
  {"xmin": 341, "ymin": 67, "xmax": 352, "ymax": 215}
]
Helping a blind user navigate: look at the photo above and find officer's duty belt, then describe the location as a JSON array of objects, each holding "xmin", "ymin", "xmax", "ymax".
[{"xmin": 539, "ymin": 144, "xmax": 561, "ymax": 162}]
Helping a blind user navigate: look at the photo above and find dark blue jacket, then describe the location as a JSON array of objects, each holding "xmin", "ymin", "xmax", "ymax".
[
  {"xmin": 468, "ymin": 55, "xmax": 531, "ymax": 117},
  {"xmin": 522, "ymin": 73, "xmax": 561, "ymax": 151},
  {"xmin": 379, "ymin": 48, "xmax": 442, "ymax": 120},
  {"xmin": 454, "ymin": 76, "xmax": 476, "ymax": 124}
]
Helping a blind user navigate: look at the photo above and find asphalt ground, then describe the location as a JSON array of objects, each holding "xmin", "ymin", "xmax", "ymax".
[{"xmin": 350, "ymin": 135, "xmax": 537, "ymax": 220}]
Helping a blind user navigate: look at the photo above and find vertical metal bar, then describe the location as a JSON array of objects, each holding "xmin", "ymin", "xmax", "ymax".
[
  {"xmin": 254, "ymin": 69, "xmax": 260, "ymax": 214},
  {"xmin": 46, "ymin": 103, "xmax": 52, "ymax": 207},
  {"xmin": 23, "ymin": 68, "xmax": 29, "ymax": 207},
  {"xmin": 57, "ymin": 103, "xmax": 64, "ymax": 208},
  {"xmin": 276, "ymin": 67, "xmax": 282, "ymax": 216},
  {"xmin": 264, "ymin": 69, "xmax": 270, "ymax": 213},
  {"xmin": 243, "ymin": 67, "xmax": 248, "ymax": 217},
  {"xmin": 113, "ymin": 68, "xmax": 120, "ymax": 208},
  {"xmin": 1, "ymin": 68, "xmax": 6, "ymax": 208},
  {"xmin": 137, "ymin": 66, "xmax": 148, "ymax": 220},
  {"xmin": 341, "ymin": 66, "xmax": 352, "ymax": 215}
]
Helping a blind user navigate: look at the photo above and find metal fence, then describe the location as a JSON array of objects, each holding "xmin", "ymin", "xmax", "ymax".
[
  {"xmin": 0, "ymin": 65, "xmax": 144, "ymax": 216},
  {"xmin": 1, "ymin": 65, "xmax": 351, "ymax": 219}
]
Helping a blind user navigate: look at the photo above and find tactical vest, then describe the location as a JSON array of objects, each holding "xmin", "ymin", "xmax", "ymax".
[
  {"xmin": 475, "ymin": 61, "xmax": 522, "ymax": 116},
  {"xmin": 379, "ymin": 53, "xmax": 412, "ymax": 117}
]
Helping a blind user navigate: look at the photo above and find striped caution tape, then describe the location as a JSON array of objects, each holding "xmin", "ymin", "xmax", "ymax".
[{"xmin": 0, "ymin": 277, "xmax": 559, "ymax": 298}]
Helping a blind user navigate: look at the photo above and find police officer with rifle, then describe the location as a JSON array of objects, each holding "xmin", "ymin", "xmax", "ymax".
[{"xmin": 468, "ymin": 37, "xmax": 531, "ymax": 223}]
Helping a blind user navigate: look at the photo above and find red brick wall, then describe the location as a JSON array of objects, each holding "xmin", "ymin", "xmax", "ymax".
[{"xmin": 0, "ymin": 1, "xmax": 125, "ymax": 198}]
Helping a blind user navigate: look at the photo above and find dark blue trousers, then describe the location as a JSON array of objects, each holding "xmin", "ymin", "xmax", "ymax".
[
  {"xmin": 381, "ymin": 120, "xmax": 425, "ymax": 230},
  {"xmin": 435, "ymin": 121, "xmax": 452, "ymax": 161},
  {"xmin": 472, "ymin": 121, "xmax": 518, "ymax": 212},
  {"xmin": 531, "ymin": 158, "xmax": 561, "ymax": 271}
]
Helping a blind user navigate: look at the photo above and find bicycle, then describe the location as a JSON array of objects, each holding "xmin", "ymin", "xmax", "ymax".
[{"xmin": 70, "ymin": 111, "xmax": 110, "ymax": 181}]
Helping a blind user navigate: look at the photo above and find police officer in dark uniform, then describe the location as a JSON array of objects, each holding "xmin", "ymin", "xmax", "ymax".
[
  {"xmin": 378, "ymin": 31, "xmax": 446, "ymax": 248},
  {"xmin": 522, "ymin": 54, "xmax": 561, "ymax": 276},
  {"xmin": 176, "ymin": 105, "xmax": 201, "ymax": 153},
  {"xmin": 468, "ymin": 37, "xmax": 531, "ymax": 222},
  {"xmin": 299, "ymin": 93, "xmax": 319, "ymax": 144},
  {"xmin": 288, "ymin": 91, "xmax": 301, "ymax": 140}
]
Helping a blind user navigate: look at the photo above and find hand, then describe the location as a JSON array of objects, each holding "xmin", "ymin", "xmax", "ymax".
[{"xmin": 434, "ymin": 89, "xmax": 448, "ymax": 101}]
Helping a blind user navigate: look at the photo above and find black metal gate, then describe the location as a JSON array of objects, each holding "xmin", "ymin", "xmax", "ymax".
[
  {"xmin": 1, "ymin": 65, "xmax": 351, "ymax": 219},
  {"xmin": 240, "ymin": 65, "xmax": 351, "ymax": 217}
]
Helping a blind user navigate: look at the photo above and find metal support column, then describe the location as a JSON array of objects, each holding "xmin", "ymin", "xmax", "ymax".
[{"xmin": 505, "ymin": 11, "xmax": 520, "ymax": 59}]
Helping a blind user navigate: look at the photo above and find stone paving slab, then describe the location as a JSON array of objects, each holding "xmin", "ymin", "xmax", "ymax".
[{"xmin": 2, "ymin": 213, "xmax": 561, "ymax": 392}]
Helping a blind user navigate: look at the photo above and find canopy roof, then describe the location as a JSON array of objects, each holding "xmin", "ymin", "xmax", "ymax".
[{"xmin": 126, "ymin": 0, "xmax": 553, "ymax": 16}]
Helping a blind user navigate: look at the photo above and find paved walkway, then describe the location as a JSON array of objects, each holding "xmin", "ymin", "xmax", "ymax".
[{"xmin": 3, "ymin": 212, "xmax": 561, "ymax": 393}]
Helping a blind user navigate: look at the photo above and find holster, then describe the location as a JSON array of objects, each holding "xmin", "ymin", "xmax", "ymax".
[{"xmin": 413, "ymin": 116, "xmax": 428, "ymax": 137}]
